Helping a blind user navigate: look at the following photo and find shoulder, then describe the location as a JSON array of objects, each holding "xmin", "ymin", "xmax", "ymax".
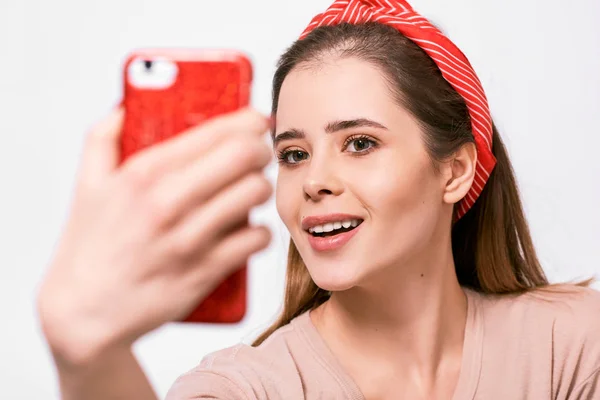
[
  {"xmin": 165, "ymin": 317, "xmax": 309, "ymax": 400},
  {"xmin": 476, "ymin": 285, "xmax": 600, "ymax": 386},
  {"xmin": 518, "ymin": 285, "xmax": 600, "ymax": 342},
  {"xmin": 522, "ymin": 286, "xmax": 600, "ymax": 390},
  {"xmin": 476, "ymin": 284, "xmax": 600, "ymax": 334}
]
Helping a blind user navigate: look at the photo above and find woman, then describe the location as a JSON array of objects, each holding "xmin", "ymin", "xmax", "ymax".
[{"xmin": 37, "ymin": 1, "xmax": 599, "ymax": 399}]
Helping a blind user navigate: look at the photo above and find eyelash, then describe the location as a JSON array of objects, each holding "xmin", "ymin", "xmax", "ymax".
[{"xmin": 276, "ymin": 134, "xmax": 379, "ymax": 166}]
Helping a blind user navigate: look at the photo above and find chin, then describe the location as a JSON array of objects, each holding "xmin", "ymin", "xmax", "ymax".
[
  {"xmin": 312, "ymin": 277, "xmax": 357, "ymax": 292},
  {"xmin": 304, "ymin": 258, "xmax": 363, "ymax": 292}
]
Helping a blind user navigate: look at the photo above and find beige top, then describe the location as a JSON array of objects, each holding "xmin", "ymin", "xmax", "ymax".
[{"xmin": 166, "ymin": 287, "xmax": 600, "ymax": 399}]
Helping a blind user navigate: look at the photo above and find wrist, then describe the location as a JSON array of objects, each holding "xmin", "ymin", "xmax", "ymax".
[
  {"xmin": 37, "ymin": 288, "xmax": 124, "ymax": 369},
  {"xmin": 49, "ymin": 328, "xmax": 124, "ymax": 371}
]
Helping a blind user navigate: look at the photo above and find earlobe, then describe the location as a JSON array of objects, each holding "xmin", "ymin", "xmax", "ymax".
[{"xmin": 442, "ymin": 142, "xmax": 477, "ymax": 205}]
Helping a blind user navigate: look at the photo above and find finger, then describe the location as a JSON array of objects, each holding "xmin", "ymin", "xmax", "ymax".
[
  {"xmin": 166, "ymin": 172, "xmax": 273, "ymax": 256},
  {"xmin": 199, "ymin": 225, "xmax": 271, "ymax": 282},
  {"xmin": 123, "ymin": 107, "xmax": 270, "ymax": 178},
  {"xmin": 79, "ymin": 108, "xmax": 124, "ymax": 184},
  {"xmin": 149, "ymin": 136, "xmax": 272, "ymax": 224}
]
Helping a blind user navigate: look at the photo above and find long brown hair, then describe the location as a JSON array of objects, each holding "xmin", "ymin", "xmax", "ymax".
[{"xmin": 253, "ymin": 22, "xmax": 590, "ymax": 346}]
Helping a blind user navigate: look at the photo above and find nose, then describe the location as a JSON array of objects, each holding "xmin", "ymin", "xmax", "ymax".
[{"xmin": 302, "ymin": 159, "xmax": 344, "ymax": 202}]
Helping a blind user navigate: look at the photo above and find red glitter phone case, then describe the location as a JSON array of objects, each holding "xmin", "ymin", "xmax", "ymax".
[{"xmin": 120, "ymin": 49, "xmax": 253, "ymax": 323}]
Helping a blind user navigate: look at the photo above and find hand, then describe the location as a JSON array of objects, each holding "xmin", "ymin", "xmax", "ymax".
[{"xmin": 37, "ymin": 107, "xmax": 273, "ymax": 366}]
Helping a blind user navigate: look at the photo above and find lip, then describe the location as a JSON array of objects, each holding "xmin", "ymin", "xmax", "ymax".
[
  {"xmin": 306, "ymin": 222, "xmax": 363, "ymax": 252},
  {"xmin": 301, "ymin": 213, "xmax": 364, "ymax": 231},
  {"xmin": 302, "ymin": 213, "xmax": 364, "ymax": 252}
]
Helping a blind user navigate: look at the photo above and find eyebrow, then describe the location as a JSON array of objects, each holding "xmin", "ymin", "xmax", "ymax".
[{"xmin": 272, "ymin": 118, "xmax": 388, "ymax": 146}]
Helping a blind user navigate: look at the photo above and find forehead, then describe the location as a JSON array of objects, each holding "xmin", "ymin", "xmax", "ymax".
[{"xmin": 275, "ymin": 57, "xmax": 400, "ymax": 132}]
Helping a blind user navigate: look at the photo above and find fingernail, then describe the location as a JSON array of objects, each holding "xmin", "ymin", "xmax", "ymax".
[{"xmin": 114, "ymin": 98, "xmax": 124, "ymax": 110}]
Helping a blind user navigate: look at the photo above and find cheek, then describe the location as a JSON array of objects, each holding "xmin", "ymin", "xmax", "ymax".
[
  {"xmin": 275, "ymin": 170, "xmax": 300, "ymax": 229},
  {"xmin": 352, "ymin": 149, "xmax": 441, "ymax": 218},
  {"xmin": 348, "ymin": 151, "xmax": 443, "ymax": 270}
]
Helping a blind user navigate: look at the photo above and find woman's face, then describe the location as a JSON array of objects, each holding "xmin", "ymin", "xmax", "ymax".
[{"xmin": 274, "ymin": 57, "xmax": 449, "ymax": 291}]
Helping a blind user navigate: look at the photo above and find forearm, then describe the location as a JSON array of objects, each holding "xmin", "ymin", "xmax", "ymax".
[{"xmin": 55, "ymin": 345, "xmax": 158, "ymax": 400}]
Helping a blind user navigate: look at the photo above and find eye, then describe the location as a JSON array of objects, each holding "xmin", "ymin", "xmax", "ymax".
[
  {"xmin": 277, "ymin": 149, "xmax": 309, "ymax": 165},
  {"xmin": 344, "ymin": 135, "xmax": 378, "ymax": 153}
]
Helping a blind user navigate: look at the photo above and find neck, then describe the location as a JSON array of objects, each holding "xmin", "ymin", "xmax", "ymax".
[{"xmin": 311, "ymin": 236, "xmax": 468, "ymax": 379}]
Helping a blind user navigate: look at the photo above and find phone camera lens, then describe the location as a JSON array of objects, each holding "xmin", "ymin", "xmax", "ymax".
[{"xmin": 143, "ymin": 60, "xmax": 153, "ymax": 71}]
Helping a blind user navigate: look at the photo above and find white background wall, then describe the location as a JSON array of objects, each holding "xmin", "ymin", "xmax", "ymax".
[{"xmin": 1, "ymin": 0, "xmax": 598, "ymax": 398}]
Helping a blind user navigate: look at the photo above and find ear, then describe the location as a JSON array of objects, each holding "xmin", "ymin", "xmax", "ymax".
[{"xmin": 441, "ymin": 142, "xmax": 477, "ymax": 205}]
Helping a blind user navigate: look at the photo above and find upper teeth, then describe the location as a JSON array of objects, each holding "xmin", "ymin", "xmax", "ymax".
[{"xmin": 308, "ymin": 219, "xmax": 360, "ymax": 234}]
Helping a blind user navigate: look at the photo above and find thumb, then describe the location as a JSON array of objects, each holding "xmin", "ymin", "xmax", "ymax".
[{"xmin": 79, "ymin": 107, "xmax": 124, "ymax": 185}]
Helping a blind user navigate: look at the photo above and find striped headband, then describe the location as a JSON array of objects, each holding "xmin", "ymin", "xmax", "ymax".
[{"xmin": 300, "ymin": 0, "xmax": 497, "ymax": 220}]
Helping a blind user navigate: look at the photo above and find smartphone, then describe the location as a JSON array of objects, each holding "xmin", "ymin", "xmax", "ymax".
[{"xmin": 120, "ymin": 49, "xmax": 253, "ymax": 323}]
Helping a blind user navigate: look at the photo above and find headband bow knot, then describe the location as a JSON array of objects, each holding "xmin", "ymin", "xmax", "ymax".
[{"xmin": 301, "ymin": 0, "xmax": 496, "ymax": 219}]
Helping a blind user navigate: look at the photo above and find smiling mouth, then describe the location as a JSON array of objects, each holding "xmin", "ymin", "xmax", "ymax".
[{"xmin": 308, "ymin": 219, "xmax": 364, "ymax": 237}]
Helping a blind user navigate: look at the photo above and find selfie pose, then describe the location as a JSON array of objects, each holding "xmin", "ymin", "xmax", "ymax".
[{"xmin": 37, "ymin": 0, "xmax": 600, "ymax": 399}]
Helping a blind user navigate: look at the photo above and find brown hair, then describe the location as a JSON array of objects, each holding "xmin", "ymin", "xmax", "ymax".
[{"xmin": 253, "ymin": 22, "xmax": 590, "ymax": 346}]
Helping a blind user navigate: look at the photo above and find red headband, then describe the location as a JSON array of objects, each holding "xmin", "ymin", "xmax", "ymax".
[{"xmin": 300, "ymin": 0, "xmax": 496, "ymax": 220}]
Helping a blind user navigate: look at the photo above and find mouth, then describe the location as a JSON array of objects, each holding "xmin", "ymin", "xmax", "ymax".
[
  {"xmin": 302, "ymin": 214, "xmax": 364, "ymax": 252},
  {"xmin": 304, "ymin": 217, "xmax": 364, "ymax": 238}
]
